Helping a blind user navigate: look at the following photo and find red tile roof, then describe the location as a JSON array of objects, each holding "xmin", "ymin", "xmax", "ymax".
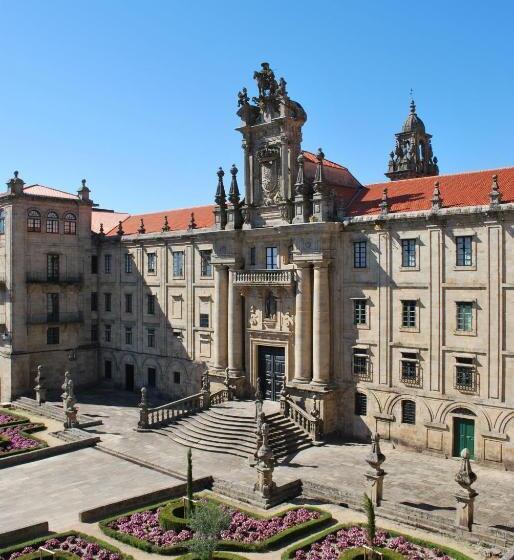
[
  {"xmin": 24, "ymin": 184, "xmax": 79, "ymax": 200},
  {"xmin": 106, "ymin": 204, "xmax": 216, "ymax": 236},
  {"xmin": 92, "ymin": 210, "xmax": 130, "ymax": 234},
  {"xmin": 347, "ymin": 167, "xmax": 514, "ymax": 216}
]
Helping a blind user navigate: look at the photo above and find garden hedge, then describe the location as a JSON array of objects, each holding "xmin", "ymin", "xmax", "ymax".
[
  {"xmin": 174, "ymin": 553, "xmax": 249, "ymax": 560},
  {"xmin": 0, "ymin": 423, "xmax": 47, "ymax": 458},
  {"xmin": 280, "ymin": 523, "xmax": 474, "ymax": 560},
  {"xmin": 99, "ymin": 495, "xmax": 334, "ymax": 555},
  {"xmin": 340, "ymin": 547, "xmax": 404, "ymax": 560},
  {"xmin": 0, "ymin": 530, "xmax": 134, "ymax": 560}
]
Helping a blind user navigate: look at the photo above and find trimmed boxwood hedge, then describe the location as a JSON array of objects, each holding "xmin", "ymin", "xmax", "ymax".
[
  {"xmin": 280, "ymin": 523, "xmax": 474, "ymax": 560},
  {"xmin": 0, "ymin": 423, "xmax": 48, "ymax": 458},
  {"xmin": 174, "ymin": 553, "xmax": 249, "ymax": 560},
  {"xmin": 340, "ymin": 547, "xmax": 403, "ymax": 560},
  {"xmin": 99, "ymin": 495, "xmax": 334, "ymax": 555},
  {"xmin": 0, "ymin": 530, "xmax": 134, "ymax": 560}
]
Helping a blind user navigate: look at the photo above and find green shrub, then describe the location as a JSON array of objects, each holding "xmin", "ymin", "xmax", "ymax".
[
  {"xmin": 175, "ymin": 554, "xmax": 249, "ymax": 560},
  {"xmin": 188, "ymin": 501, "xmax": 231, "ymax": 560},
  {"xmin": 340, "ymin": 547, "xmax": 404, "ymax": 560}
]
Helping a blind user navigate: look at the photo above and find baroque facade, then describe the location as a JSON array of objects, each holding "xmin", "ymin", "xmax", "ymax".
[{"xmin": 1, "ymin": 63, "xmax": 514, "ymax": 470}]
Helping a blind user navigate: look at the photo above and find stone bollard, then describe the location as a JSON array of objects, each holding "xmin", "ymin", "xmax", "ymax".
[
  {"xmin": 365, "ymin": 432, "xmax": 386, "ymax": 507},
  {"xmin": 138, "ymin": 387, "xmax": 149, "ymax": 429},
  {"xmin": 34, "ymin": 365, "xmax": 47, "ymax": 405},
  {"xmin": 454, "ymin": 448, "xmax": 478, "ymax": 531},
  {"xmin": 254, "ymin": 423, "xmax": 276, "ymax": 498}
]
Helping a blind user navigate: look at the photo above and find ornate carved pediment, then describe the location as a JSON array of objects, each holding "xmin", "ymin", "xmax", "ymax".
[{"xmin": 257, "ymin": 145, "xmax": 280, "ymax": 163}]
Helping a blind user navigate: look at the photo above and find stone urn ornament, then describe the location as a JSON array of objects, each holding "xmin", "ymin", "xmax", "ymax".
[
  {"xmin": 366, "ymin": 432, "xmax": 386, "ymax": 475},
  {"xmin": 455, "ymin": 448, "xmax": 478, "ymax": 497}
]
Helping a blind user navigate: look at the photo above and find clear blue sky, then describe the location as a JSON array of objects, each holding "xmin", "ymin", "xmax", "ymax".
[{"xmin": 1, "ymin": 0, "xmax": 513, "ymax": 214}]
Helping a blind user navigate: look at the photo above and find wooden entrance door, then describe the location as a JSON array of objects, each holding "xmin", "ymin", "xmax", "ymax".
[
  {"xmin": 125, "ymin": 364, "xmax": 135, "ymax": 391},
  {"xmin": 453, "ymin": 417, "xmax": 475, "ymax": 459},
  {"xmin": 258, "ymin": 346, "xmax": 285, "ymax": 401}
]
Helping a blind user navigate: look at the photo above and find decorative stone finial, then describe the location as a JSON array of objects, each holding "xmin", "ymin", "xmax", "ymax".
[
  {"xmin": 313, "ymin": 148, "xmax": 325, "ymax": 193},
  {"xmin": 137, "ymin": 218, "xmax": 146, "ymax": 234},
  {"xmin": 379, "ymin": 188, "xmax": 389, "ymax": 216},
  {"xmin": 215, "ymin": 167, "xmax": 226, "ymax": 205},
  {"xmin": 117, "ymin": 221, "xmax": 124, "ymax": 236},
  {"xmin": 98, "ymin": 223, "xmax": 105, "ymax": 236},
  {"xmin": 409, "ymin": 98, "xmax": 416, "ymax": 114},
  {"xmin": 162, "ymin": 215, "xmax": 171, "ymax": 232},
  {"xmin": 432, "ymin": 180, "xmax": 442, "ymax": 210},
  {"xmin": 455, "ymin": 448, "xmax": 478, "ymax": 495},
  {"xmin": 14, "ymin": 170, "xmax": 18, "ymax": 179},
  {"xmin": 7, "ymin": 170, "xmax": 25, "ymax": 195},
  {"xmin": 188, "ymin": 212, "xmax": 197, "ymax": 230},
  {"xmin": 228, "ymin": 164, "xmax": 240, "ymax": 205},
  {"xmin": 294, "ymin": 153, "xmax": 306, "ymax": 196},
  {"xmin": 489, "ymin": 174, "xmax": 502, "ymax": 207}
]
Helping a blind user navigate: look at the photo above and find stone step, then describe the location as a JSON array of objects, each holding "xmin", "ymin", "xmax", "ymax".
[
  {"xmin": 169, "ymin": 421, "xmax": 256, "ymax": 451},
  {"xmin": 205, "ymin": 408, "xmax": 257, "ymax": 426},
  {"xmin": 14, "ymin": 397, "xmax": 66, "ymax": 421},
  {"xmin": 176, "ymin": 416, "xmax": 256, "ymax": 442},
  {"xmin": 163, "ymin": 429, "xmax": 250, "ymax": 458}
]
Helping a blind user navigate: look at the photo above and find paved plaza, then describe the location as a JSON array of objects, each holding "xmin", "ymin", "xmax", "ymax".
[{"xmin": 2, "ymin": 388, "xmax": 514, "ymax": 548}]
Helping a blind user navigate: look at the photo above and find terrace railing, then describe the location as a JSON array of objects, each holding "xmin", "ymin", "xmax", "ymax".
[
  {"xmin": 280, "ymin": 393, "xmax": 323, "ymax": 444},
  {"xmin": 138, "ymin": 390, "xmax": 208, "ymax": 429}
]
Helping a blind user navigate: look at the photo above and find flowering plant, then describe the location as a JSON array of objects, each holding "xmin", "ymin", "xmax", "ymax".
[
  {"xmin": 0, "ymin": 423, "xmax": 46, "ymax": 455},
  {"xmin": 293, "ymin": 527, "xmax": 453, "ymax": 560},
  {"xmin": 0, "ymin": 534, "xmax": 129, "ymax": 560}
]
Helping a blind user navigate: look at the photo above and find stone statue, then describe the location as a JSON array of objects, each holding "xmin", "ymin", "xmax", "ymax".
[
  {"xmin": 61, "ymin": 371, "xmax": 71, "ymax": 409},
  {"xmin": 277, "ymin": 77, "xmax": 287, "ymax": 97},
  {"xmin": 253, "ymin": 62, "xmax": 278, "ymax": 100},
  {"xmin": 201, "ymin": 371, "xmax": 210, "ymax": 392},
  {"xmin": 264, "ymin": 292, "xmax": 277, "ymax": 320},
  {"xmin": 237, "ymin": 87, "xmax": 249, "ymax": 107}
]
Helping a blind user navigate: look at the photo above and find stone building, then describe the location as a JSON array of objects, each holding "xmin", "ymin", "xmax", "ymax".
[{"xmin": 1, "ymin": 63, "xmax": 514, "ymax": 470}]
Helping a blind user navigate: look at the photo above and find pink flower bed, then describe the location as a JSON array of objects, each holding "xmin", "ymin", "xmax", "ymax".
[
  {"xmin": 1, "ymin": 535, "xmax": 124, "ymax": 560},
  {"xmin": 0, "ymin": 413, "xmax": 17, "ymax": 426},
  {"xmin": 294, "ymin": 527, "xmax": 452, "ymax": 560},
  {"xmin": 107, "ymin": 505, "xmax": 320, "ymax": 548},
  {"xmin": 0, "ymin": 425, "xmax": 44, "ymax": 454}
]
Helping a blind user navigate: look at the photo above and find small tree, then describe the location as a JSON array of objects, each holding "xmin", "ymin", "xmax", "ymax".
[
  {"xmin": 188, "ymin": 501, "xmax": 231, "ymax": 560},
  {"xmin": 186, "ymin": 448, "xmax": 194, "ymax": 518},
  {"xmin": 363, "ymin": 493, "xmax": 376, "ymax": 549}
]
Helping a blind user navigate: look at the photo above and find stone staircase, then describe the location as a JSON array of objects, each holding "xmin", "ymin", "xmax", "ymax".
[
  {"xmin": 14, "ymin": 396, "xmax": 66, "ymax": 421},
  {"xmin": 158, "ymin": 400, "xmax": 313, "ymax": 461}
]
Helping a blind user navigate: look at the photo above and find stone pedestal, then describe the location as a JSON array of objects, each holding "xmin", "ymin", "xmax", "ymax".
[
  {"xmin": 64, "ymin": 406, "xmax": 79, "ymax": 429},
  {"xmin": 455, "ymin": 491, "xmax": 478, "ymax": 531},
  {"xmin": 365, "ymin": 471, "xmax": 386, "ymax": 507},
  {"xmin": 254, "ymin": 463, "xmax": 276, "ymax": 498}
]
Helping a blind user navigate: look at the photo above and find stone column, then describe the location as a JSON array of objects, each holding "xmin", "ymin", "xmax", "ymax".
[
  {"xmin": 228, "ymin": 268, "xmax": 244, "ymax": 376},
  {"xmin": 213, "ymin": 265, "xmax": 229, "ymax": 371},
  {"xmin": 312, "ymin": 262, "xmax": 331, "ymax": 385},
  {"xmin": 294, "ymin": 263, "xmax": 312, "ymax": 382}
]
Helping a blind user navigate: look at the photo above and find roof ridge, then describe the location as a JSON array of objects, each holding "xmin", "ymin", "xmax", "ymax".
[
  {"xmin": 128, "ymin": 203, "xmax": 215, "ymax": 218},
  {"xmin": 25, "ymin": 183, "xmax": 79, "ymax": 198}
]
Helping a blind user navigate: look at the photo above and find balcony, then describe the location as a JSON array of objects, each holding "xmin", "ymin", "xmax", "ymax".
[
  {"xmin": 26, "ymin": 272, "xmax": 83, "ymax": 285},
  {"xmin": 27, "ymin": 312, "xmax": 84, "ymax": 325},
  {"xmin": 233, "ymin": 269, "xmax": 295, "ymax": 286}
]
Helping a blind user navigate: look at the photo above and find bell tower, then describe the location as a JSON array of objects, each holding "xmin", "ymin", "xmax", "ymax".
[
  {"xmin": 386, "ymin": 99, "xmax": 439, "ymax": 181},
  {"xmin": 235, "ymin": 62, "xmax": 307, "ymax": 227}
]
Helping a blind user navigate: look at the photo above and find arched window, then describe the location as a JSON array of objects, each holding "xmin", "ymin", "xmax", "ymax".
[
  {"xmin": 401, "ymin": 400, "xmax": 416, "ymax": 424},
  {"xmin": 46, "ymin": 211, "xmax": 59, "ymax": 234},
  {"xmin": 0, "ymin": 210, "xmax": 5, "ymax": 235},
  {"xmin": 354, "ymin": 392, "xmax": 367, "ymax": 416},
  {"xmin": 63, "ymin": 212, "xmax": 77, "ymax": 235},
  {"xmin": 27, "ymin": 209, "xmax": 41, "ymax": 232}
]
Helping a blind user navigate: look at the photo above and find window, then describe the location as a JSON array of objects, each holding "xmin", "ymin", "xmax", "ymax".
[
  {"xmin": 91, "ymin": 255, "xmax": 98, "ymax": 274},
  {"xmin": 147, "ymin": 253, "xmax": 157, "ymax": 273},
  {"xmin": 125, "ymin": 326, "xmax": 133, "ymax": 345},
  {"xmin": 249, "ymin": 247, "xmax": 256, "ymax": 266},
  {"xmin": 104, "ymin": 293, "xmax": 112, "ymax": 312},
  {"xmin": 91, "ymin": 323, "xmax": 98, "ymax": 342},
  {"xmin": 46, "ymin": 293, "xmax": 59, "ymax": 321},
  {"xmin": 27, "ymin": 210, "xmax": 41, "ymax": 232},
  {"xmin": 400, "ymin": 352, "xmax": 418, "ymax": 383},
  {"xmin": 147, "ymin": 328, "xmax": 155, "ymax": 348},
  {"xmin": 353, "ymin": 299, "xmax": 367, "ymax": 325},
  {"xmin": 401, "ymin": 400, "xmax": 416, "ymax": 424},
  {"xmin": 173, "ymin": 371, "xmax": 181, "ymax": 384},
  {"xmin": 199, "ymin": 313, "xmax": 209, "ymax": 328},
  {"xmin": 104, "ymin": 254, "xmax": 112, "ymax": 274},
  {"xmin": 91, "ymin": 292, "xmax": 98, "ymax": 312},
  {"xmin": 200, "ymin": 250, "xmax": 212, "ymax": 277},
  {"xmin": 456, "ymin": 302, "xmax": 473, "ymax": 332},
  {"xmin": 0, "ymin": 209, "xmax": 5, "ymax": 234},
  {"xmin": 352, "ymin": 348, "xmax": 369, "ymax": 378},
  {"xmin": 47, "ymin": 254, "xmax": 59, "ymax": 281},
  {"xmin": 173, "ymin": 251, "xmax": 184, "ymax": 277},
  {"xmin": 173, "ymin": 329, "xmax": 183, "ymax": 340},
  {"xmin": 354, "ymin": 392, "xmax": 367, "ymax": 416},
  {"xmin": 266, "ymin": 247, "xmax": 278, "ymax": 270},
  {"xmin": 147, "ymin": 294, "xmax": 156, "ymax": 315},
  {"xmin": 104, "ymin": 359, "xmax": 112, "ymax": 379},
  {"xmin": 124, "ymin": 253, "xmax": 133, "ymax": 274},
  {"xmin": 148, "ymin": 367, "xmax": 156, "ymax": 388},
  {"xmin": 104, "ymin": 324, "xmax": 112, "ymax": 343},
  {"xmin": 63, "ymin": 213, "xmax": 77, "ymax": 235},
  {"xmin": 353, "ymin": 241, "xmax": 367, "ymax": 268},
  {"xmin": 401, "ymin": 300, "xmax": 417, "ymax": 328},
  {"xmin": 124, "ymin": 293, "xmax": 133, "ymax": 313},
  {"xmin": 46, "ymin": 211, "xmax": 59, "ymax": 234},
  {"xmin": 455, "ymin": 357, "xmax": 476, "ymax": 391},
  {"xmin": 401, "ymin": 239, "xmax": 416, "ymax": 268},
  {"xmin": 456, "ymin": 236, "xmax": 473, "ymax": 267},
  {"xmin": 47, "ymin": 327, "xmax": 60, "ymax": 345}
]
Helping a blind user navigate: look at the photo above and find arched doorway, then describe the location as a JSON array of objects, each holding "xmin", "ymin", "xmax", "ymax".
[{"xmin": 452, "ymin": 408, "xmax": 476, "ymax": 459}]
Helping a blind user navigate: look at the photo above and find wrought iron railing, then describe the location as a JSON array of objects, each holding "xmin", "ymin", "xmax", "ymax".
[
  {"xmin": 280, "ymin": 394, "xmax": 323, "ymax": 443},
  {"xmin": 233, "ymin": 269, "xmax": 295, "ymax": 286}
]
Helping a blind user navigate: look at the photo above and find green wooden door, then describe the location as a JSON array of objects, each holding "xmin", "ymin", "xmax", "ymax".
[{"xmin": 453, "ymin": 418, "xmax": 475, "ymax": 459}]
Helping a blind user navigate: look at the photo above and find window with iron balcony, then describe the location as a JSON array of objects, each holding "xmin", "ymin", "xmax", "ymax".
[
  {"xmin": 455, "ymin": 356, "xmax": 477, "ymax": 392},
  {"xmin": 400, "ymin": 352, "xmax": 420, "ymax": 385},
  {"xmin": 352, "ymin": 348, "xmax": 370, "ymax": 380}
]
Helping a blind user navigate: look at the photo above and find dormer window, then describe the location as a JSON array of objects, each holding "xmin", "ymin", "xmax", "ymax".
[
  {"xmin": 27, "ymin": 210, "xmax": 41, "ymax": 232},
  {"xmin": 46, "ymin": 211, "xmax": 59, "ymax": 234},
  {"xmin": 63, "ymin": 213, "xmax": 77, "ymax": 235}
]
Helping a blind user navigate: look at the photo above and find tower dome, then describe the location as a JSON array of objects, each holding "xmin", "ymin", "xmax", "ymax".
[{"xmin": 402, "ymin": 99, "xmax": 426, "ymax": 133}]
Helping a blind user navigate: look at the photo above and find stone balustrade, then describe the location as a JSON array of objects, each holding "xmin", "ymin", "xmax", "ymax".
[{"xmin": 233, "ymin": 269, "xmax": 295, "ymax": 286}]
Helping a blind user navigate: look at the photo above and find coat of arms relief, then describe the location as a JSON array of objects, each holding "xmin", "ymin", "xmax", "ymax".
[{"xmin": 257, "ymin": 145, "xmax": 281, "ymax": 206}]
